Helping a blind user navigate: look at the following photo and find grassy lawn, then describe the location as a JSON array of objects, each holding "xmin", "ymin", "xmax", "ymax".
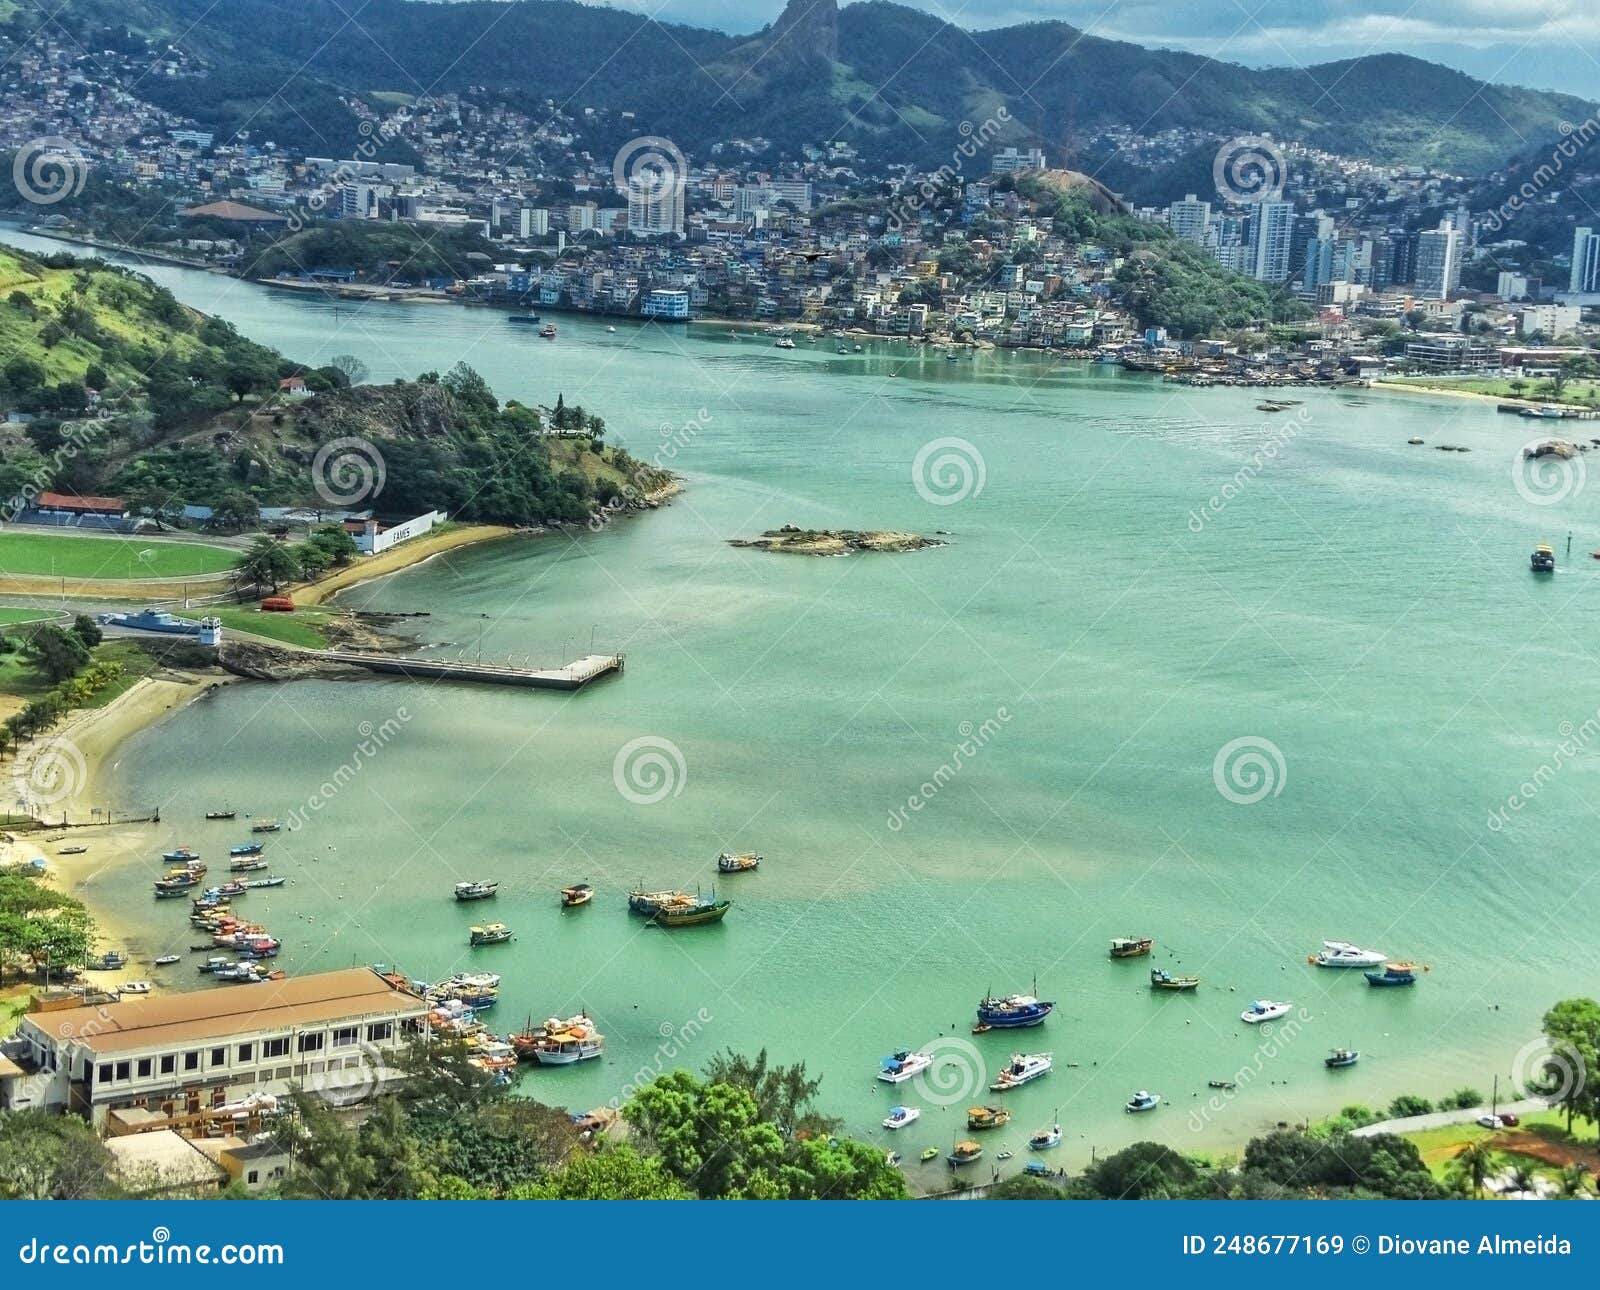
[
  {"xmin": 0, "ymin": 532, "xmax": 237, "ymax": 580},
  {"xmin": 0, "ymin": 608, "xmax": 55, "ymax": 625},
  {"xmin": 1406, "ymin": 1109, "xmax": 1600, "ymax": 1189},
  {"xmin": 0, "ymin": 991, "xmax": 28, "ymax": 1038},
  {"xmin": 1390, "ymin": 375, "xmax": 1600, "ymax": 404},
  {"xmin": 210, "ymin": 606, "xmax": 333, "ymax": 648},
  {"xmin": 84, "ymin": 639, "xmax": 158, "ymax": 707}
]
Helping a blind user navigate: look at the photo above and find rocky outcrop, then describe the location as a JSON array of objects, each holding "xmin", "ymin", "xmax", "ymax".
[{"xmin": 729, "ymin": 525, "xmax": 946, "ymax": 556}]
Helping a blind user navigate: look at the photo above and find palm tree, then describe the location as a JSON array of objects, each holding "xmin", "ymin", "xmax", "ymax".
[
  {"xmin": 1451, "ymin": 1139, "xmax": 1498, "ymax": 1198},
  {"xmin": 1557, "ymin": 1164, "xmax": 1591, "ymax": 1198}
]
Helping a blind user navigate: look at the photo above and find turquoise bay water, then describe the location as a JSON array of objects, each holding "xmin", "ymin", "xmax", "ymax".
[{"xmin": 10, "ymin": 229, "xmax": 1597, "ymax": 1173}]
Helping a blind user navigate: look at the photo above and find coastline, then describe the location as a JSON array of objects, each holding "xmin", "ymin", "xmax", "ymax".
[
  {"xmin": 21, "ymin": 674, "xmax": 219, "ymax": 967},
  {"xmin": 291, "ymin": 523, "xmax": 517, "ymax": 606}
]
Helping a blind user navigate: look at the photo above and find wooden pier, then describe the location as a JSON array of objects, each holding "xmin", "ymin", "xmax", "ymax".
[{"xmin": 314, "ymin": 650, "xmax": 624, "ymax": 691}]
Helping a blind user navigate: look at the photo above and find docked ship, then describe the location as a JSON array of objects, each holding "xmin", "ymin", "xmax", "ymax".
[{"xmin": 511, "ymin": 1014, "xmax": 605, "ymax": 1065}]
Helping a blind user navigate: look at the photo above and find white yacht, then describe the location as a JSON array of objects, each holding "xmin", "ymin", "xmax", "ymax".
[
  {"xmin": 882, "ymin": 1105, "xmax": 921, "ymax": 1130},
  {"xmin": 1241, "ymin": 999, "xmax": 1293, "ymax": 1024},
  {"xmin": 1314, "ymin": 940, "xmax": 1386, "ymax": 968},
  {"xmin": 990, "ymin": 1051, "xmax": 1053, "ymax": 1090},
  {"xmin": 877, "ymin": 1049, "xmax": 933, "ymax": 1083}
]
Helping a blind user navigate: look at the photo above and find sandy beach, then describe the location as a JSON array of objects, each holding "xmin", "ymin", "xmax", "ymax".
[
  {"xmin": 10, "ymin": 673, "xmax": 221, "ymax": 971},
  {"xmin": 292, "ymin": 523, "xmax": 515, "ymax": 606}
]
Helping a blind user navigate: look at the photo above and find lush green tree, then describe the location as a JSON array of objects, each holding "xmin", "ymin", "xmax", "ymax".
[
  {"xmin": 1540, "ymin": 998, "xmax": 1600, "ymax": 1134},
  {"xmin": 1386, "ymin": 1094, "xmax": 1433, "ymax": 1119},
  {"xmin": 69, "ymin": 614, "xmax": 102, "ymax": 649},
  {"xmin": 508, "ymin": 1145, "xmax": 690, "ymax": 1199},
  {"xmin": 235, "ymin": 536, "xmax": 299, "ymax": 593},
  {"xmin": 0, "ymin": 1112, "xmax": 114, "ymax": 1199},
  {"xmin": 211, "ymin": 489, "xmax": 261, "ymax": 532},
  {"xmin": 1084, "ymin": 1141, "xmax": 1199, "ymax": 1199},
  {"xmin": 702, "ymin": 1047, "xmax": 839, "ymax": 1137},
  {"xmin": 23, "ymin": 625, "xmax": 90, "ymax": 684},
  {"xmin": 1449, "ymin": 1138, "xmax": 1497, "ymax": 1199}
]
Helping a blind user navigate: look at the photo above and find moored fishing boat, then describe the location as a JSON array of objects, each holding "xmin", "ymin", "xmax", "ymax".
[
  {"xmin": 246, "ymin": 876, "xmax": 286, "ymax": 889},
  {"xmin": 453, "ymin": 880, "xmax": 499, "ymax": 902},
  {"xmin": 628, "ymin": 886, "xmax": 693, "ymax": 916},
  {"xmin": 229, "ymin": 842, "xmax": 264, "ymax": 857},
  {"xmin": 1532, "ymin": 543, "xmax": 1556, "ymax": 573},
  {"xmin": 1312, "ymin": 940, "xmax": 1386, "ymax": 968},
  {"xmin": 527, "ymin": 1015, "xmax": 605, "ymax": 1065},
  {"xmin": 948, "ymin": 1140, "xmax": 983, "ymax": 1166},
  {"xmin": 1109, "ymin": 936, "xmax": 1153, "ymax": 959},
  {"xmin": 877, "ymin": 1049, "xmax": 933, "ymax": 1084},
  {"xmin": 966, "ymin": 1105, "xmax": 1010, "ymax": 1130},
  {"xmin": 1365, "ymin": 961, "xmax": 1423, "ymax": 987},
  {"xmin": 162, "ymin": 848, "xmax": 200, "ymax": 863},
  {"xmin": 1028, "ymin": 1110, "xmax": 1062, "ymax": 1150},
  {"xmin": 1241, "ymin": 999, "xmax": 1292, "ymax": 1024},
  {"xmin": 716, "ymin": 851, "xmax": 761, "ymax": 873},
  {"xmin": 250, "ymin": 819, "xmax": 280, "ymax": 833},
  {"xmin": 1325, "ymin": 1047, "xmax": 1360, "ymax": 1069},
  {"xmin": 1150, "ymin": 968, "xmax": 1200, "ymax": 991},
  {"xmin": 1125, "ymin": 1090, "xmax": 1161, "ymax": 1113},
  {"xmin": 229, "ymin": 857, "xmax": 269, "ymax": 872},
  {"xmin": 153, "ymin": 954, "xmax": 181, "ymax": 966},
  {"xmin": 469, "ymin": 922, "xmax": 514, "ymax": 946},
  {"xmin": 651, "ymin": 896, "xmax": 730, "ymax": 927},
  {"xmin": 560, "ymin": 883, "xmax": 593, "ymax": 907},
  {"xmin": 883, "ymin": 1105, "xmax": 920, "ymax": 1130},
  {"xmin": 990, "ymin": 1052, "xmax": 1052, "ymax": 1090},
  {"xmin": 976, "ymin": 979, "xmax": 1054, "ymax": 1029},
  {"xmin": 204, "ymin": 809, "xmax": 235, "ymax": 820}
]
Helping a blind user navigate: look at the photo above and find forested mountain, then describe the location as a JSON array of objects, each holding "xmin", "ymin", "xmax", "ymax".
[{"xmin": 19, "ymin": 0, "xmax": 1593, "ymax": 173}]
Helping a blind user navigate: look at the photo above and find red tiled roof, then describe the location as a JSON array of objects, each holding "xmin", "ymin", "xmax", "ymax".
[{"xmin": 37, "ymin": 491, "xmax": 124, "ymax": 513}]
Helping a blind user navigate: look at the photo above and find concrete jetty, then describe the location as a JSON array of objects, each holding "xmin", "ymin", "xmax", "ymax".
[{"xmin": 314, "ymin": 650, "xmax": 623, "ymax": 691}]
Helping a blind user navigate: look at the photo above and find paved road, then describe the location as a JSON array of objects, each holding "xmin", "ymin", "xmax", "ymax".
[{"xmin": 1352, "ymin": 1096, "xmax": 1546, "ymax": 1137}]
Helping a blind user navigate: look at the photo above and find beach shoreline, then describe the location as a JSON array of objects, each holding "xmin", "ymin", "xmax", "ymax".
[
  {"xmin": 291, "ymin": 523, "xmax": 517, "ymax": 606},
  {"xmin": 16, "ymin": 673, "xmax": 221, "ymax": 965}
]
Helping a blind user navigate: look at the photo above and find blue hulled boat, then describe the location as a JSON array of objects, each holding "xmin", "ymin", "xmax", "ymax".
[
  {"xmin": 229, "ymin": 842, "xmax": 264, "ymax": 857},
  {"xmin": 976, "ymin": 979, "xmax": 1055, "ymax": 1029},
  {"xmin": 1364, "ymin": 961, "xmax": 1420, "ymax": 987}
]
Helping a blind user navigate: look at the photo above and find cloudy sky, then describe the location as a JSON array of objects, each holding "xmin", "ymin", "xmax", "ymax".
[{"xmin": 593, "ymin": 0, "xmax": 1600, "ymax": 98}]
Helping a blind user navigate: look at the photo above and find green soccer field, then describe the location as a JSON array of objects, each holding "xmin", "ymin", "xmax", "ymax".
[{"xmin": 0, "ymin": 532, "xmax": 238, "ymax": 579}]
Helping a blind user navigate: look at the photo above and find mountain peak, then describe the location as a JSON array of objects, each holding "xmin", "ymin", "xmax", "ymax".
[{"xmin": 769, "ymin": 0, "xmax": 838, "ymax": 63}]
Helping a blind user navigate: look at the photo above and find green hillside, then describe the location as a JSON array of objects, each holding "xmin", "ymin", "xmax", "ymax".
[{"xmin": 0, "ymin": 247, "xmax": 671, "ymax": 528}]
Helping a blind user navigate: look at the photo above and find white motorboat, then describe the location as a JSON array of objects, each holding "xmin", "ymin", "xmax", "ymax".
[
  {"xmin": 118, "ymin": 981, "xmax": 151, "ymax": 994},
  {"xmin": 1241, "ymin": 999, "xmax": 1293, "ymax": 1024},
  {"xmin": 1028, "ymin": 1110, "xmax": 1062, "ymax": 1150},
  {"xmin": 877, "ymin": 1049, "xmax": 933, "ymax": 1083},
  {"xmin": 990, "ymin": 1051, "xmax": 1052, "ymax": 1090},
  {"xmin": 1313, "ymin": 940, "xmax": 1386, "ymax": 968},
  {"xmin": 153, "ymin": 955, "xmax": 180, "ymax": 966},
  {"xmin": 1125, "ymin": 1090, "xmax": 1161, "ymax": 1113},
  {"xmin": 882, "ymin": 1105, "xmax": 921, "ymax": 1130}
]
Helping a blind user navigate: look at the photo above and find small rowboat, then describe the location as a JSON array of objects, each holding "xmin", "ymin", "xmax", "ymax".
[
  {"xmin": 560, "ymin": 883, "xmax": 593, "ymax": 907},
  {"xmin": 919, "ymin": 1147, "xmax": 939, "ymax": 1162}
]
